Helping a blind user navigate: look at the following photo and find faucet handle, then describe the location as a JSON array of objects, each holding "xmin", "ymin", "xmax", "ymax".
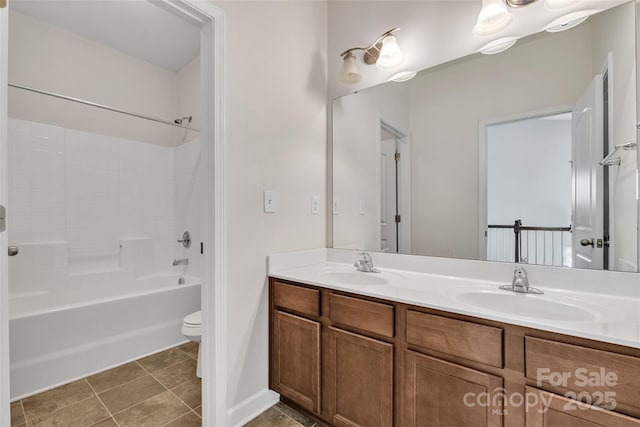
[{"xmin": 178, "ymin": 231, "xmax": 191, "ymax": 248}]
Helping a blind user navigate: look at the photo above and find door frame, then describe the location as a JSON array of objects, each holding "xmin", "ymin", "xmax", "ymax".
[
  {"xmin": 1, "ymin": 1, "xmax": 10, "ymax": 425},
  {"xmin": 0, "ymin": 1, "xmax": 228, "ymax": 425},
  {"xmin": 478, "ymin": 104, "xmax": 572, "ymax": 260}
]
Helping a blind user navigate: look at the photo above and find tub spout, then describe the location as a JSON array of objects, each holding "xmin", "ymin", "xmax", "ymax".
[{"xmin": 173, "ymin": 258, "xmax": 189, "ymax": 266}]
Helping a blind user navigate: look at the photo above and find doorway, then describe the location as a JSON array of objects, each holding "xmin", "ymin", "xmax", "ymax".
[
  {"xmin": 483, "ymin": 110, "xmax": 573, "ymax": 267},
  {"xmin": 0, "ymin": 1, "xmax": 226, "ymax": 425},
  {"xmin": 379, "ymin": 120, "xmax": 410, "ymax": 254}
]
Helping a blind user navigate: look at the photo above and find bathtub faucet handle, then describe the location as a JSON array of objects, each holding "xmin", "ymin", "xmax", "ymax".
[{"xmin": 177, "ymin": 231, "xmax": 191, "ymax": 248}]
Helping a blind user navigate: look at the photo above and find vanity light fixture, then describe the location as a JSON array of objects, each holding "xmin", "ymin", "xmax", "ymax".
[
  {"xmin": 479, "ymin": 36, "xmax": 518, "ymax": 54},
  {"xmin": 473, "ymin": 0, "xmax": 513, "ymax": 36},
  {"xmin": 474, "ymin": 0, "xmax": 585, "ymax": 37},
  {"xmin": 339, "ymin": 51, "xmax": 362, "ymax": 84},
  {"xmin": 339, "ymin": 28, "xmax": 404, "ymax": 84}
]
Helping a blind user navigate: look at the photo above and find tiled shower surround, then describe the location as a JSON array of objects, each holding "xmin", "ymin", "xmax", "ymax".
[{"xmin": 7, "ymin": 118, "xmax": 200, "ymax": 292}]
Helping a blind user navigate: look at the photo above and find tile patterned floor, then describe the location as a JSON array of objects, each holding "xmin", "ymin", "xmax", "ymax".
[
  {"xmin": 10, "ymin": 342, "xmax": 201, "ymax": 427},
  {"xmin": 244, "ymin": 402, "xmax": 329, "ymax": 427}
]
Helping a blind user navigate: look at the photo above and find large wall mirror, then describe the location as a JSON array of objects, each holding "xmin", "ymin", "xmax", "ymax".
[{"xmin": 332, "ymin": 1, "xmax": 639, "ymax": 272}]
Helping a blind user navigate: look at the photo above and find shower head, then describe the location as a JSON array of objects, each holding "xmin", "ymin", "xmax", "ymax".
[{"xmin": 174, "ymin": 116, "xmax": 193, "ymax": 125}]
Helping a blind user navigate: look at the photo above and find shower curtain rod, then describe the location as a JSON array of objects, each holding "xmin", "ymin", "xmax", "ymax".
[{"xmin": 8, "ymin": 83, "xmax": 201, "ymax": 132}]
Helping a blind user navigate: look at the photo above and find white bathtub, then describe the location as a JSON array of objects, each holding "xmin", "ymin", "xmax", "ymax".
[{"xmin": 9, "ymin": 273, "xmax": 201, "ymax": 399}]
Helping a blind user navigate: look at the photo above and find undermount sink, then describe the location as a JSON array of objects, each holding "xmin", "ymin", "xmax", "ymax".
[
  {"xmin": 323, "ymin": 271, "xmax": 389, "ymax": 285},
  {"xmin": 454, "ymin": 290, "xmax": 598, "ymax": 322}
]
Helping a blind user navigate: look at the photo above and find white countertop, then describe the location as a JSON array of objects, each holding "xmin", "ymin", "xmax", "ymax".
[{"xmin": 268, "ymin": 249, "xmax": 640, "ymax": 350}]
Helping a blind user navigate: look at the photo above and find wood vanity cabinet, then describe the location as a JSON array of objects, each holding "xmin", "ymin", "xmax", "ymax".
[
  {"xmin": 404, "ymin": 350, "xmax": 503, "ymax": 427},
  {"xmin": 326, "ymin": 294, "xmax": 395, "ymax": 427},
  {"xmin": 269, "ymin": 278, "xmax": 640, "ymax": 427},
  {"xmin": 525, "ymin": 387, "xmax": 640, "ymax": 427},
  {"xmin": 270, "ymin": 281, "xmax": 321, "ymax": 413},
  {"xmin": 326, "ymin": 327, "xmax": 393, "ymax": 427}
]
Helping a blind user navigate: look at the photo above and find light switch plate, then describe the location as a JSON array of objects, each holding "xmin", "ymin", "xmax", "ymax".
[
  {"xmin": 311, "ymin": 195, "xmax": 320, "ymax": 215},
  {"xmin": 359, "ymin": 200, "xmax": 366, "ymax": 215},
  {"xmin": 333, "ymin": 199, "xmax": 339, "ymax": 215},
  {"xmin": 264, "ymin": 190, "xmax": 276, "ymax": 213}
]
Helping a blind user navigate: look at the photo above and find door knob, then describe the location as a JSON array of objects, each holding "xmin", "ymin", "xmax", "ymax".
[
  {"xmin": 8, "ymin": 246, "xmax": 18, "ymax": 256},
  {"xmin": 580, "ymin": 239, "xmax": 595, "ymax": 247}
]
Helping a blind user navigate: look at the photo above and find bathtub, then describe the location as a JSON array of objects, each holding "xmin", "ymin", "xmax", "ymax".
[{"xmin": 9, "ymin": 272, "xmax": 201, "ymax": 399}]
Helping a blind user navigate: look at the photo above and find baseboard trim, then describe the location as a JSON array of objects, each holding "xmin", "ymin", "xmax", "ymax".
[{"xmin": 228, "ymin": 388, "xmax": 280, "ymax": 427}]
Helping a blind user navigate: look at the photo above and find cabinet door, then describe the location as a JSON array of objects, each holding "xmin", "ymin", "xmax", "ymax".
[
  {"xmin": 271, "ymin": 310, "xmax": 321, "ymax": 414},
  {"xmin": 526, "ymin": 387, "xmax": 640, "ymax": 427},
  {"xmin": 404, "ymin": 350, "xmax": 503, "ymax": 427},
  {"xmin": 327, "ymin": 327, "xmax": 393, "ymax": 427}
]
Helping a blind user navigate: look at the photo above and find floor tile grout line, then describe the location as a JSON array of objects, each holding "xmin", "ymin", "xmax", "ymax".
[
  {"xmin": 90, "ymin": 356, "xmax": 190, "ymax": 401},
  {"xmin": 21, "ymin": 391, "xmax": 98, "ymax": 425},
  {"xmin": 175, "ymin": 345, "xmax": 198, "ymax": 360},
  {"xmin": 85, "ymin": 379, "xmax": 122, "ymax": 427},
  {"xmin": 137, "ymin": 360, "xmax": 202, "ymax": 425},
  {"xmin": 19, "ymin": 399, "xmax": 28, "ymax": 427},
  {"xmin": 136, "ymin": 361, "xmax": 198, "ymax": 414},
  {"xmin": 16, "ymin": 346, "xmax": 197, "ymax": 427},
  {"xmin": 158, "ymin": 409, "xmax": 195, "ymax": 427},
  {"xmin": 138, "ymin": 359, "xmax": 198, "ymax": 393},
  {"xmin": 87, "ymin": 371, "xmax": 148, "ymax": 397}
]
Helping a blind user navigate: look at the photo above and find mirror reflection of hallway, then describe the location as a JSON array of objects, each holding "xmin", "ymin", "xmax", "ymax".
[{"xmin": 486, "ymin": 111, "xmax": 573, "ymax": 267}]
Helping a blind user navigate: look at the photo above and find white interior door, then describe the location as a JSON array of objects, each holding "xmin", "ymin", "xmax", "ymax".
[
  {"xmin": 572, "ymin": 74, "xmax": 604, "ymax": 269},
  {"xmin": 0, "ymin": 0, "xmax": 10, "ymax": 424},
  {"xmin": 380, "ymin": 137, "xmax": 397, "ymax": 253}
]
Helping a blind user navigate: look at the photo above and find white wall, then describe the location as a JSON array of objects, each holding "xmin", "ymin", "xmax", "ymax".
[
  {"xmin": 591, "ymin": 2, "xmax": 638, "ymax": 271},
  {"xmin": 214, "ymin": 0, "xmax": 327, "ymax": 409},
  {"xmin": 8, "ymin": 11, "xmax": 183, "ymax": 147},
  {"xmin": 487, "ymin": 118, "xmax": 572, "ymax": 227},
  {"xmin": 408, "ymin": 26, "xmax": 593, "ymax": 260},
  {"xmin": 333, "ymin": 82, "xmax": 410, "ymax": 251}
]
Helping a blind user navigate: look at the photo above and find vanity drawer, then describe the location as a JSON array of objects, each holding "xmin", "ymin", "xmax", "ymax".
[
  {"xmin": 329, "ymin": 293, "xmax": 394, "ymax": 338},
  {"xmin": 273, "ymin": 281, "xmax": 320, "ymax": 318},
  {"xmin": 406, "ymin": 310, "xmax": 503, "ymax": 368},
  {"xmin": 525, "ymin": 337, "xmax": 640, "ymax": 417}
]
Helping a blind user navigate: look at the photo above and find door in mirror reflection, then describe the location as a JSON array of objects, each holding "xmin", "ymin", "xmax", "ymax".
[{"xmin": 379, "ymin": 121, "xmax": 408, "ymax": 253}]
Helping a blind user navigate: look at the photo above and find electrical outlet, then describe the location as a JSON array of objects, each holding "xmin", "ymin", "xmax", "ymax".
[
  {"xmin": 311, "ymin": 195, "xmax": 320, "ymax": 215},
  {"xmin": 264, "ymin": 190, "xmax": 276, "ymax": 213}
]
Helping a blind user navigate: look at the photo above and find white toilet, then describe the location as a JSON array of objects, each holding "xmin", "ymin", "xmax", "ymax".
[{"xmin": 182, "ymin": 310, "xmax": 202, "ymax": 378}]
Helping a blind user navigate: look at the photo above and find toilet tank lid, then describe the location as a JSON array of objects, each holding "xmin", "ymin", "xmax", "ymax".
[{"xmin": 184, "ymin": 310, "xmax": 202, "ymax": 326}]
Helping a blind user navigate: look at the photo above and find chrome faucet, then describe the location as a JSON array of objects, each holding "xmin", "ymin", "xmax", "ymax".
[
  {"xmin": 173, "ymin": 258, "xmax": 189, "ymax": 266},
  {"xmin": 499, "ymin": 266, "xmax": 543, "ymax": 294},
  {"xmin": 354, "ymin": 252, "xmax": 380, "ymax": 273}
]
